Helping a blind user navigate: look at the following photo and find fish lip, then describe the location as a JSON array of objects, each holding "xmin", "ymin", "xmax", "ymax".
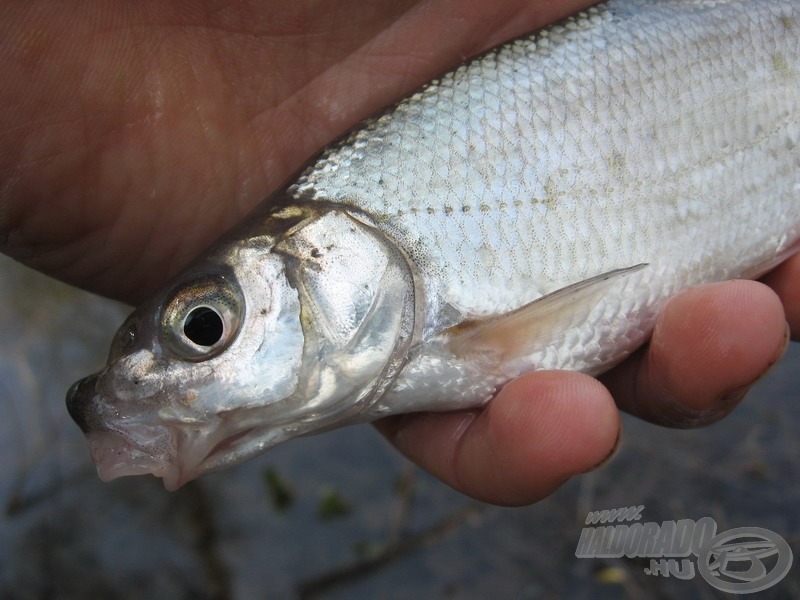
[
  {"xmin": 86, "ymin": 430, "xmax": 183, "ymax": 491},
  {"xmin": 68, "ymin": 372, "xmax": 190, "ymax": 489},
  {"xmin": 66, "ymin": 374, "xmax": 102, "ymax": 434}
]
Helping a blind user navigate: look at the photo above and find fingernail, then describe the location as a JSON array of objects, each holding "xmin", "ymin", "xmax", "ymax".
[
  {"xmin": 764, "ymin": 320, "xmax": 792, "ymax": 375},
  {"xmin": 717, "ymin": 383, "xmax": 754, "ymax": 409},
  {"xmin": 717, "ymin": 320, "xmax": 791, "ymax": 410},
  {"xmin": 769, "ymin": 321, "xmax": 792, "ymax": 371},
  {"xmin": 584, "ymin": 424, "xmax": 623, "ymax": 472}
]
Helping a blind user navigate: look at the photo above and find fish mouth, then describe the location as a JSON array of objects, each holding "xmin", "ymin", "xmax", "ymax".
[
  {"xmin": 68, "ymin": 373, "xmax": 188, "ymax": 490},
  {"xmin": 86, "ymin": 430, "xmax": 183, "ymax": 491},
  {"xmin": 84, "ymin": 421, "xmax": 270, "ymax": 491},
  {"xmin": 70, "ymin": 373, "xmax": 285, "ymax": 489}
]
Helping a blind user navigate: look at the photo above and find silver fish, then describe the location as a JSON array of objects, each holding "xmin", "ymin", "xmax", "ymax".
[{"xmin": 67, "ymin": 0, "xmax": 800, "ymax": 490}]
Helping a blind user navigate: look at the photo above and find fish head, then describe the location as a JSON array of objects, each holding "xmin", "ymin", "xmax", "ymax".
[
  {"xmin": 66, "ymin": 236, "xmax": 305, "ymax": 490},
  {"xmin": 67, "ymin": 207, "xmax": 417, "ymax": 489}
]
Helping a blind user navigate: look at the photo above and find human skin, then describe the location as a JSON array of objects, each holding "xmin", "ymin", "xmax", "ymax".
[{"xmin": 0, "ymin": 0, "xmax": 796, "ymax": 505}]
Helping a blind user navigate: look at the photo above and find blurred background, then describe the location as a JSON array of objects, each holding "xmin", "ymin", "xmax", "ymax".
[{"xmin": 1, "ymin": 253, "xmax": 798, "ymax": 599}]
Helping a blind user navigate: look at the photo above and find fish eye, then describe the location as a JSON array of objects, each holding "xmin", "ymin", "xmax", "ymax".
[
  {"xmin": 161, "ymin": 275, "xmax": 245, "ymax": 361},
  {"xmin": 183, "ymin": 306, "xmax": 224, "ymax": 347}
]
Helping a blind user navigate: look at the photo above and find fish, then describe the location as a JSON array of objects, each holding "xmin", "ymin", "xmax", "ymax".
[{"xmin": 67, "ymin": 0, "xmax": 800, "ymax": 490}]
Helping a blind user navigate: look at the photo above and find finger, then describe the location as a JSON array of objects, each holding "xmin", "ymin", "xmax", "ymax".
[
  {"xmin": 761, "ymin": 253, "xmax": 800, "ymax": 339},
  {"xmin": 602, "ymin": 280, "xmax": 789, "ymax": 428},
  {"xmin": 375, "ymin": 371, "xmax": 619, "ymax": 506}
]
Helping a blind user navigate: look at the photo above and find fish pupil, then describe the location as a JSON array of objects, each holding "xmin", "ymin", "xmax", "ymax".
[{"xmin": 184, "ymin": 307, "xmax": 224, "ymax": 347}]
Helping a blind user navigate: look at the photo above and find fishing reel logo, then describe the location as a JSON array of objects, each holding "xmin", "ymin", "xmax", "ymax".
[
  {"xmin": 697, "ymin": 527, "xmax": 793, "ymax": 594},
  {"xmin": 576, "ymin": 506, "xmax": 793, "ymax": 594}
]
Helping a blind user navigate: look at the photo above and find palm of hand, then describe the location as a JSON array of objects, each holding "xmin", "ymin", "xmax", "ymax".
[{"xmin": 0, "ymin": 0, "xmax": 590, "ymax": 301}]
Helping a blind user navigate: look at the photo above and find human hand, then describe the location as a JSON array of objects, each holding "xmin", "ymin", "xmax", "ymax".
[
  {"xmin": 1, "ymin": 0, "xmax": 795, "ymax": 505},
  {"xmin": 377, "ymin": 274, "xmax": 794, "ymax": 505}
]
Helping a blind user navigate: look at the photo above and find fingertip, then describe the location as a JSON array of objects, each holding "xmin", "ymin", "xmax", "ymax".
[
  {"xmin": 379, "ymin": 371, "xmax": 621, "ymax": 506},
  {"xmin": 608, "ymin": 280, "xmax": 789, "ymax": 428},
  {"xmin": 650, "ymin": 280, "xmax": 787, "ymax": 412},
  {"xmin": 460, "ymin": 372, "xmax": 620, "ymax": 505},
  {"xmin": 761, "ymin": 253, "xmax": 800, "ymax": 339},
  {"xmin": 483, "ymin": 371, "xmax": 620, "ymax": 479}
]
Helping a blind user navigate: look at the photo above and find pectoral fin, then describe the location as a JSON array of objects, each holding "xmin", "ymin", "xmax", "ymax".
[{"xmin": 444, "ymin": 264, "xmax": 648, "ymax": 363}]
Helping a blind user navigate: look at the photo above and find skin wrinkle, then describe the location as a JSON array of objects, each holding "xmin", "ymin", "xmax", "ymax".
[
  {"xmin": 4, "ymin": 57, "xmax": 143, "ymax": 260},
  {"xmin": 163, "ymin": 3, "xmax": 434, "ymax": 276},
  {"xmin": 203, "ymin": 0, "xmax": 427, "ymax": 112},
  {"xmin": 618, "ymin": 343, "xmax": 647, "ymax": 419},
  {"xmin": 448, "ymin": 409, "xmax": 480, "ymax": 493},
  {"xmin": 636, "ymin": 346, "xmax": 695, "ymax": 428},
  {"xmin": 6, "ymin": 17, "xmax": 208, "ymax": 274},
  {"xmin": 194, "ymin": 9, "xmax": 261, "ymax": 215},
  {"xmin": 479, "ymin": 398, "xmax": 532, "ymax": 504},
  {"xmin": 544, "ymin": 374, "xmax": 620, "ymax": 469},
  {"xmin": 253, "ymin": 3, "xmax": 439, "ymax": 145},
  {"xmin": 96, "ymin": 63, "xmax": 240, "ymax": 297}
]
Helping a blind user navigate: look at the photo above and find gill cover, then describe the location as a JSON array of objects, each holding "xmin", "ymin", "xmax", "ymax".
[
  {"xmin": 165, "ymin": 205, "xmax": 423, "ymax": 478},
  {"xmin": 273, "ymin": 208, "xmax": 420, "ymax": 421}
]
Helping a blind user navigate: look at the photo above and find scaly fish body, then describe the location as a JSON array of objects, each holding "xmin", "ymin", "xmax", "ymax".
[{"xmin": 68, "ymin": 0, "xmax": 800, "ymax": 489}]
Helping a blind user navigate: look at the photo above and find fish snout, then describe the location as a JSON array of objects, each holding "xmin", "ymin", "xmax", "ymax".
[
  {"xmin": 66, "ymin": 375, "xmax": 101, "ymax": 433},
  {"xmin": 67, "ymin": 375, "xmax": 181, "ymax": 487}
]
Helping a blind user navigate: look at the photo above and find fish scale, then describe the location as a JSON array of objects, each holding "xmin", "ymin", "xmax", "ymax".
[
  {"xmin": 66, "ymin": 0, "xmax": 800, "ymax": 489},
  {"xmin": 289, "ymin": 0, "xmax": 800, "ymax": 339}
]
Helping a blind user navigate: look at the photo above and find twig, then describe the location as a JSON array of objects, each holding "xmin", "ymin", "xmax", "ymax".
[
  {"xmin": 180, "ymin": 482, "xmax": 232, "ymax": 600},
  {"xmin": 297, "ymin": 503, "xmax": 483, "ymax": 599},
  {"xmin": 387, "ymin": 463, "xmax": 417, "ymax": 546}
]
